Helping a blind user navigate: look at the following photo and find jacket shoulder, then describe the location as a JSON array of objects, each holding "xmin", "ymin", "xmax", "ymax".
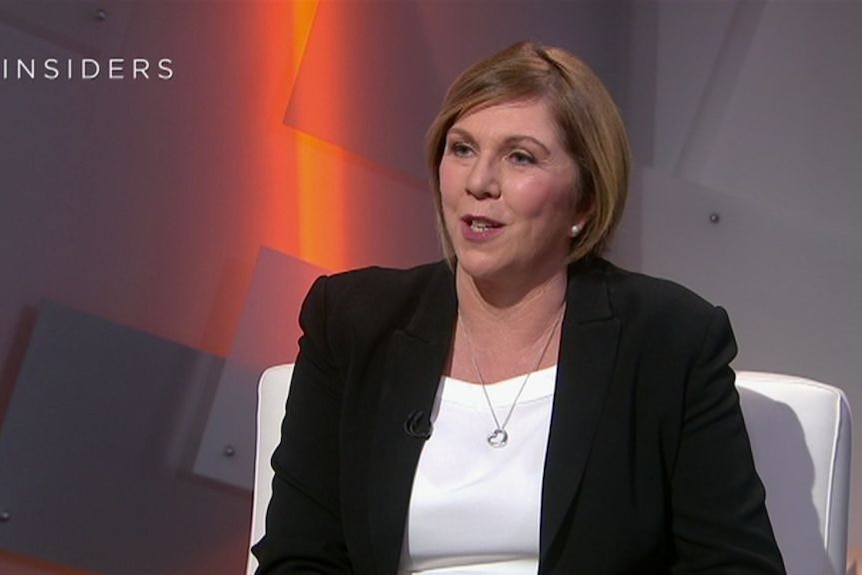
[
  {"xmin": 323, "ymin": 260, "xmax": 450, "ymax": 310},
  {"xmin": 599, "ymin": 260, "xmax": 718, "ymax": 322},
  {"xmin": 593, "ymin": 260, "xmax": 730, "ymax": 360},
  {"xmin": 306, "ymin": 260, "xmax": 453, "ymax": 352}
]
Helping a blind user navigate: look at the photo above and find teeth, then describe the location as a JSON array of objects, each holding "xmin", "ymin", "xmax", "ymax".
[{"xmin": 471, "ymin": 221, "xmax": 490, "ymax": 232}]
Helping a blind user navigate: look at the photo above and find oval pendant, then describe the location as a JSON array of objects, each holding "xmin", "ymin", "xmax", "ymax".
[{"xmin": 487, "ymin": 428, "xmax": 508, "ymax": 448}]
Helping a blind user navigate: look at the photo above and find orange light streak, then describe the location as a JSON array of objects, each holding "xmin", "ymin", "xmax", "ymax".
[
  {"xmin": 252, "ymin": 0, "xmax": 353, "ymax": 271},
  {"xmin": 295, "ymin": 129, "xmax": 346, "ymax": 270},
  {"xmin": 287, "ymin": 2, "xmax": 352, "ymax": 271},
  {"xmin": 253, "ymin": 0, "xmax": 319, "ymax": 258}
]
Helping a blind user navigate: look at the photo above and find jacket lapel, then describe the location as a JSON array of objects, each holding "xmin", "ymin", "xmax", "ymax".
[
  {"xmin": 366, "ymin": 263, "xmax": 457, "ymax": 574},
  {"xmin": 540, "ymin": 260, "xmax": 621, "ymax": 559},
  {"xmin": 361, "ymin": 260, "xmax": 620, "ymax": 571}
]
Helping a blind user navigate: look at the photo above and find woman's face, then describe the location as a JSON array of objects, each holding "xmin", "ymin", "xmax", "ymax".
[{"xmin": 439, "ymin": 98, "xmax": 581, "ymax": 285}]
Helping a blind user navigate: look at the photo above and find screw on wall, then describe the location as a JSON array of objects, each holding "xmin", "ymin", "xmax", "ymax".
[
  {"xmin": 223, "ymin": 445, "xmax": 236, "ymax": 458},
  {"xmin": 96, "ymin": 8, "xmax": 108, "ymax": 22},
  {"xmin": 0, "ymin": 510, "xmax": 10, "ymax": 523},
  {"xmin": 709, "ymin": 212, "xmax": 721, "ymax": 224}
]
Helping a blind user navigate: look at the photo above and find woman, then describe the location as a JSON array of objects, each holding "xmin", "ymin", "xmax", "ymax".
[{"xmin": 252, "ymin": 41, "xmax": 785, "ymax": 574}]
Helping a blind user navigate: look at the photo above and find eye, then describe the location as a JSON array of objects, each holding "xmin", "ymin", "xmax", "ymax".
[
  {"xmin": 447, "ymin": 140, "xmax": 474, "ymax": 158},
  {"xmin": 507, "ymin": 149, "xmax": 536, "ymax": 166}
]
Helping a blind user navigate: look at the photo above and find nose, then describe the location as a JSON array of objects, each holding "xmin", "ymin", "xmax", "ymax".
[{"xmin": 465, "ymin": 156, "xmax": 501, "ymax": 199}]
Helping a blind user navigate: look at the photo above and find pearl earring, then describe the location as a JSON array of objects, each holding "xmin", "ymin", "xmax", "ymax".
[{"xmin": 570, "ymin": 224, "xmax": 581, "ymax": 238}]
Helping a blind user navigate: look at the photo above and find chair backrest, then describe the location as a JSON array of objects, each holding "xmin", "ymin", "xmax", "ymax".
[
  {"xmin": 736, "ymin": 371, "xmax": 852, "ymax": 575},
  {"xmin": 246, "ymin": 367, "xmax": 852, "ymax": 575},
  {"xmin": 247, "ymin": 364, "xmax": 294, "ymax": 575}
]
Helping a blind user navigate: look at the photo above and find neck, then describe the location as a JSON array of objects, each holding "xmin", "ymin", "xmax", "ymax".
[
  {"xmin": 450, "ymin": 264, "xmax": 568, "ymax": 383},
  {"xmin": 456, "ymin": 264, "xmax": 568, "ymax": 324}
]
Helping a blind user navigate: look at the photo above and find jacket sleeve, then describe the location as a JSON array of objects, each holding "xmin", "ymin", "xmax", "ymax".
[
  {"xmin": 251, "ymin": 276, "xmax": 354, "ymax": 574},
  {"xmin": 670, "ymin": 306, "xmax": 786, "ymax": 574}
]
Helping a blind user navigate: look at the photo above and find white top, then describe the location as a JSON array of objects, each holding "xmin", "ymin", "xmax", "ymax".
[{"xmin": 398, "ymin": 366, "xmax": 557, "ymax": 575}]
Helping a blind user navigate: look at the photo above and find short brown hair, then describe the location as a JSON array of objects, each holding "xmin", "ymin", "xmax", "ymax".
[{"xmin": 426, "ymin": 41, "xmax": 630, "ymax": 264}]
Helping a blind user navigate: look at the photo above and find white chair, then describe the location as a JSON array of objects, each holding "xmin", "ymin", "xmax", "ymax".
[
  {"xmin": 736, "ymin": 371, "xmax": 852, "ymax": 575},
  {"xmin": 247, "ymin": 364, "xmax": 294, "ymax": 575},
  {"xmin": 246, "ymin": 367, "xmax": 852, "ymax": 575}
]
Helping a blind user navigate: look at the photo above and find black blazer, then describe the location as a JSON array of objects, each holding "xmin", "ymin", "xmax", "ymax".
[{"xmin": 253, "ymin": 258, "xmax": 785, "ymax": 574}]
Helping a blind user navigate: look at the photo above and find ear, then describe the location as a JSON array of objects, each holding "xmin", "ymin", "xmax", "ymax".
[{"xmin": 570, "ymin": 190, "xmax": 596, "ymax": 236}]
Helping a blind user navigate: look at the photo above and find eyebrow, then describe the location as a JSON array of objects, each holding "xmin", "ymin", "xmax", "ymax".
[{"xmin": 447, "ymin": 127, "xmax": 551, "ymax": 156}]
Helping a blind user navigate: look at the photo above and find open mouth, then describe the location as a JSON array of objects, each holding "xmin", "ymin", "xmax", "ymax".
[{"xmin": 464, "ymin": 216, "xmax": 503, "ymax": 232}]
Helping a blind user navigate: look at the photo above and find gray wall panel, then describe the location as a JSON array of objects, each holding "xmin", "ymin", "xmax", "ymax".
[{"xmin": 0, "ymin": 301, "xmax": 248, "ymax": 575}]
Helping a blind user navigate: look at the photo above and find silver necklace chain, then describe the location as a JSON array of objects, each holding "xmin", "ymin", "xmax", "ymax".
[{"xmin": 457, "ymin": 308, "xmax": 564, "ymax": 448}]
